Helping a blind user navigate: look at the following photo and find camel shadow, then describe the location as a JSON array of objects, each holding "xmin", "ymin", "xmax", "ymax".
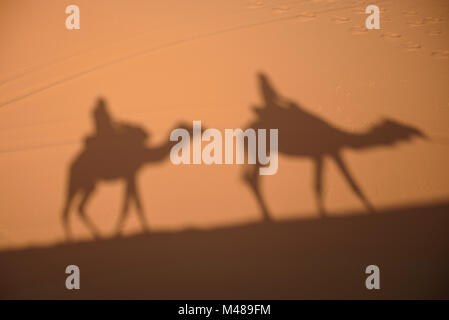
[
  {"xmin": 61, "ymin": 74, "xmax": 428, "ymax": 239},
  {"xmin": 242, "ymin": 73, "xmax": 427, "ymax": 219},
  {"xmin": 61, "ymin": 98, "xmax": 193, "ymax": 240}
]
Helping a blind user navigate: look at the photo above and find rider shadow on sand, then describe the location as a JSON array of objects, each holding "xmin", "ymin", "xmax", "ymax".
[
  {"xmin": 61, "ymin": 98, "xmax": 193, "ymax": 240},
  {"xmin": 242, "ymin": 73, "xmax": 427, "ymax": 220}
]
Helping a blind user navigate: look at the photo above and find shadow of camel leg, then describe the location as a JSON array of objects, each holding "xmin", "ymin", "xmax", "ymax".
[
  {"xmin": 129, "ymin": 177, "xmax": 150, "ymax": 232},
  {"xmin": 242, "ymin": 165, "xmax": 272, "ymax": 222},
  {"xmin": 62, "ymin": 202, "xmax": 73, "ymax": 241},
  {"xmin": 333, "ymin": 154, "xmax": 375, "ymax": 213},
  {"xmin": 115, "ymin": 183, "xmax": 131, "ymax": 236},
  {"xmin": 61, "ymin": 182, "xmax": 77, "ymax": 241},
  {"xmin": 78, "ymin": 186, "xmax": 102, "ymax": 239},
  {"xmin": 314, "ymin": 156, "xmax": 326, "ymax": 218}
]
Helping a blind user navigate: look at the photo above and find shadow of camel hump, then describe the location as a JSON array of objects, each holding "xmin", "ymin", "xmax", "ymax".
[
  {"xmin": 61, "ymin": 97, "xmax": 194, "ymax": 240},
  {"xmin": 242, "ymin": 73, "xmax": 427, "ymax": 219}
]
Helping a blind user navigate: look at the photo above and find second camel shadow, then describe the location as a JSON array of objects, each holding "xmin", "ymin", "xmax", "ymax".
[{"xmin": 242, "ymin": 73, "xmax": 427, "ymax": 219}]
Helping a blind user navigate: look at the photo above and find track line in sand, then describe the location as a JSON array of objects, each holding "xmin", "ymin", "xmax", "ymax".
[{"xmin": 0, "ymin": 0, "xmax": 386, "ymax": 109}]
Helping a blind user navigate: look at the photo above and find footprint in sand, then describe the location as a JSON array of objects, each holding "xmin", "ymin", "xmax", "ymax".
[
  {"xmin": 335, "ymin": 85, "xmax": 351, "ymax": 97},
  {"xmin": 272, "ymin": 5, "xmax": 290, "ymax": 14},
  {"xmin": 426, "ymin": 29, "xmax": 442, "ymax": 38},
  {"xmin": 402, "ymin": 10, "xmax": 418, "ymax": 17},
  {"xmin": 401, "ymin": 41, "xmax": 422, "ymax": 52},
  {"xmin": 425, "ymin": 17, "xmax": 443, "ymax": 24},
  {"xmin": 407, "ymin": 17, "xmax": 442, "ymax": 27},
  {"xmin": 349, "ymin": 25, "xmax": 368, "ymax": 35},
  {"xmin": 406, "ymin": 19, "xmax": 426, "ymax": 27},
  {"xmin": 331, "ymin": 16, "xmax": 351, "ymax": 24},
  {"xmin": 380, "ymin": 32, "xmax": 402, "ymax": 41},
  {"xmin": 351, "ymin": 8, "xmax": 366, "ymax": 16},
  {"xmin": 246, "ymin": 0, "xmax": 264, "ymax": 9},
  {"xmin": 431, "ymin": 50, "xmax": 449, "ymax": 59},
  {"xmin": 296, "ymin": 12, "xmax": 316, "ymax": 22}
]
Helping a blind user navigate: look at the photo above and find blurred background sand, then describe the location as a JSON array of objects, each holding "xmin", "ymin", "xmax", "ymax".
[{"xmin": 0, "ymin": 0, "xmax": 448, "ymax": 249}]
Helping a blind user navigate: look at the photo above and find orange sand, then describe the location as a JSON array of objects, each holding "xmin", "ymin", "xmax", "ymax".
[{"xmin": 0, "ymin": 0, "xmax": 448, "ymax": 249}]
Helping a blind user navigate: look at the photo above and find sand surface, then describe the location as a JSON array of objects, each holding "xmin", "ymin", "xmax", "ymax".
[{"xmin": 0, "ymin": 0, "xmax": 448, "ymax": 252}]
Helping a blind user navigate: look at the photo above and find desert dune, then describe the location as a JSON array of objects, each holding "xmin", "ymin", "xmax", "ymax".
[{"xmin": 0, "ymin": 0, "xmax": 448, "ymax": 299}]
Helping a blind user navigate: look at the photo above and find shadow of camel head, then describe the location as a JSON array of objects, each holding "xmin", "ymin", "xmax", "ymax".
[{"xmin": 365, "ymin": 117, "xmax": 427, "ymax": 147}]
